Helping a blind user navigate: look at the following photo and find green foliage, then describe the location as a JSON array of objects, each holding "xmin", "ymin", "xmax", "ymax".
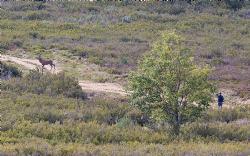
[
  {"xmin": 0, "ymin": 62, "xmax": 22, "ymax": 79},
  {"xmin": 225, "ymin": 0, "xmax": 246, "ymax": 10},
  {"xmin": 202, "ymin": 106, "xmax": 250, "ymax": 122},
  {"xmin": 181, "ymin": 122, "xmax": 250, "ymax": 141},
  {"xmin": 3, "ymin": 120, "xmax": 169, "ymax": 145},
  {"xmin": 0, "ymin": 139, "xmax": 248, "ymax": 156},
  {"xmin": 0, "ymin": 2, "xmax": 249, "ymax": 154},
  {"xmin": 0, "ymin": 1, "xmax": 249, "ymax": 90},
  {"xmin": 1, "ymin": 70, "xmax": 86, "ymax": 99},
  {"xmin": 116, "ymin": 117, "xmax": 134, "ymax": 128},
  {"xmin": 24, "ymin": 11, "xmax": 53, "ymax": 21},
  {"xmin": 0, "ymin": 90, "xmax": 249, "ymax": 154},
  {"xmin": 129, "ymin": 31, "xmax": 215, "ymax": 135}
]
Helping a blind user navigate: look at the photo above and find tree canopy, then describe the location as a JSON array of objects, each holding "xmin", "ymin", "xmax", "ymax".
[{"xmin": 128, "ymin": 31, "xmax": 215, "ymax": 135}]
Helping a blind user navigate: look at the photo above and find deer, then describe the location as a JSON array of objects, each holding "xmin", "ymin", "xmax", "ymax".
[{"xmin": 36, "ymin": 55, "xmax": 55, "ymax": 70}]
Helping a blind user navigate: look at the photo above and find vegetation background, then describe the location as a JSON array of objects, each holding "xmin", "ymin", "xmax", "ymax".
[{"xmin": 0, "ymin": 0, "xmax": 249, "ymax": 155}]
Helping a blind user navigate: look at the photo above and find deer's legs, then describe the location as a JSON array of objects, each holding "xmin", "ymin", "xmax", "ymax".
[{"xmin": 41, "ymin": 65, "xmax": 44, "ymax": 74}]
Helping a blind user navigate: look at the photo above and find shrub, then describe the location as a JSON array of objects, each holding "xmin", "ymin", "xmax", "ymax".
[
  {"xmin": 24, "ymin": 109, "xmax": 64, "ymax": 124},
  {"xmin": 1, "ymin": 70, "xmax": 87, "ymax": 99},
  {"xmin": 24, "ymin": 11, "xmax": 53, "ymax": 20},
  {"xmin": 29, "ymin": 31, "xmax": 44, "ymax": 39},
  {"xmin": 0, "ymin": 62, "xmax": 22, "ymax": 79},
  {"xmin": 5, "ymin": 121, "xmax": 170, "ymax": 144},
  {"xmin": 88, "ymin": 56, "xmax": 104, "ymax": 65},
  {"xmin": 181, "ymin": 122, "xmax": 250, "ymax": 141},
  {"xmin": 116, "ymin": 117, "xmax": 134, "ymax": 128},
  {"xmin": 225, "ymin": 0, "xmax": 245, "ymax": 11},
  {"xmin": 168, "ymin": 4, "xmax": 186, "ymax": 15},
  {"xmin": 7, "ymin": 1, "xmax": 47, "ymax": 11},
  {"xmin": 0, "ymin": 41, "xmax": 10, "ymax": 50},
  {"xmin": 10, "ymin": 39, "xmax": 23, "ymax": 48},
  {"xmin": 201, "ymin": 107, "xmax": 250, "ymax": 123}
]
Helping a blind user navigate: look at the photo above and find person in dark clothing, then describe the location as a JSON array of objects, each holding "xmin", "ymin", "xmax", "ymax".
[{"xmin": 216, "ymin": 92, "xmax": 224, "ymax": 110}]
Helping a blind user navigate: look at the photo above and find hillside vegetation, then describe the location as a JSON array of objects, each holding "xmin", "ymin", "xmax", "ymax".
[
  {"xmin": 0, "ymin": 1, "xmax": 250, "ymax": 155},
  {"xmin": 0, "ymin": 1, "xmax": 249, "ymax": 96}
]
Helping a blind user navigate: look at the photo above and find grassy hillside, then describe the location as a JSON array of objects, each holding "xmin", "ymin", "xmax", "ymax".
[
  {"xmin": 0, "ymin": 1, "xmax": 249, "ymax": 96},
  {"xmin": 0, "ymin": 72, "xmax": 250, "ymax": 155},
  {"xmin": 0, "ymin": 1, "xmax": 250, "ymax": 155}
]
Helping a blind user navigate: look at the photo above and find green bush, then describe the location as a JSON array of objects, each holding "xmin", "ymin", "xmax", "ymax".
[
  {"xmin": 168, "ymin": 4, "xmax": 186, "ymax": 15},
  {"xmin": 29, "ymin": 31, "xmax": 45, "ymax": 39},
  {"xmin": 0, "ymin": 140, "xmax": 249, "ymax": 156},
  {"xmin": 7, "ymin": 2, "xmax": 47, "ymax": 11},
  {"xmin": 4, "ymin": 121, "xmax": 169, "ymax": 144},
  {"xmin": 1, "ymin": 70, "xmax": 86, "ymax": 99},
  {"xmin": 0, "ymin": 41, "xmax": 10, "ymax": 50},
  {"xmin": 0, "ymin": 62, "xmax": 22, "ymax": 79},
  {"xmin": 24, "ymin": 109, "xmax": 64, "ymax": 124},
  {"xmin": 10, "ymin": 39, "xmax": 23, "ymax": 48},
  {"xmin": 0, "ymin": 91, "xmax": 143, "ymax": 127},
  {"xmin": 225, "ymin": 0, "xmax": 245, "ymax": 10},
  {"xmin": 24, "ymin": 11, "xmax": 53, "ymax": 21},
  {"xmin": 181, "ymin": 122, "xmax": 250, "ymax": 141},
  {"xmin": 201, "ymin": 107, "xmax": 250, "ymax": 123}
]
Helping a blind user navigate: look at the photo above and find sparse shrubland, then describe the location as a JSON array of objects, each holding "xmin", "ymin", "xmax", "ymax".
[
  {"xmin": 0, "ymin": 1, "xmax": 250, "ymax": 155},
  {"xmin": 0, "ymin": 1, "xmax": 249, "ymax": 93},
  {"xmin": 0, "ymin": 70, "xmax": 86, "ymax": 99},
  {"xmin": 0, "ymin": 89, "xmax": 249, "ymax": 155},
  {"xmin": 0, "ymin": 61, "xmax": 22, "ymax": 79}
]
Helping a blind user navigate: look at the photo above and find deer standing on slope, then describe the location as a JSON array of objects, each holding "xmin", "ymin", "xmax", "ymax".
[{"xmin": 37, "ymin": 55, "xmax": 55, "ymax": 71}]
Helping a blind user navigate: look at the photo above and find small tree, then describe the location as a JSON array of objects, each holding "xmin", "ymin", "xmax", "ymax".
[{"xmin": 128, "ymin": 31, "xmax": 215, "ymax": 135}]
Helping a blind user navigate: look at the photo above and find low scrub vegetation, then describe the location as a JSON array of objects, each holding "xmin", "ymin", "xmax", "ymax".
[
  {"xmin": 0, "ymin": 89, "xmax": 249, "ymax": 155},
  {"xmin": 0, "ymin": 61, "xmax": 22, "ymax": 79},
  {"xmin": 0, "ymin": 1, "xmax": 249, "ymax": 155},
  {"xmin": 1, "ymin": 70, "xmax": 86, "ymax": 99},
  {"xmin": 0, "ymin": 66, "xmax": 249, "ymax": 154},
  {"xmin": 0, "ymin": 1, "xmax": 249, "ymax": 95}
]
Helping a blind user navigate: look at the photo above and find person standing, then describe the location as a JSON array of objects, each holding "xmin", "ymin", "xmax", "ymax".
[{"xmin": 217, "ymin": 92, "xmax": 224, "ymax": 110}]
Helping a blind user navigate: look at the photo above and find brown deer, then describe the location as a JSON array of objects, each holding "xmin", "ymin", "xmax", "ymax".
[{"xmin": 37, "ymin": 55, "xmax": 55, "ymax": 70}]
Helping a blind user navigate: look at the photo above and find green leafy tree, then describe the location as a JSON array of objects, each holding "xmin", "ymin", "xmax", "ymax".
[{"xmin": 128, "ymin": 31, "xmax": 215, "ymax": 135}]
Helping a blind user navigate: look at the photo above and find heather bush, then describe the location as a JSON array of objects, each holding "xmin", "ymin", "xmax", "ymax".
[
  {"xmin": 0, "ymin": 2, "xmax": 249, "ymax": 92},
  {"xmin": 0, "ymin": 41, "xmax": 10, "ymax": 50},
  {"xmin": 24, "ymin": 11, "xmax": 53, "ymax": 21},
  {"xmin": 0, "ymin": 89, "xmax": 249, "ymax": 155},
  {"xmin": 2, "ymin": 120, "xmax": 169, "ymax": 144},
  {"xmin": 6, "ymin": 1, "xmax": 47, "ymax": 12},
  {"xmin": 0, "ymin": 62, "xmax": 22, "ymax": 79},
  {"xmin": 0, "ymin": 139, "xmax": 249, "ymax": 156},
  {"xmin": 225, "ymin": 0, "xmax": 246, "ymax": 10},
  {"xmin": 181, "ymin": 122, "xmax": 250, "ymax": 141},
  {"xmin": 201, "ymin": 106, "xmax": 250, "ymax": 123},
  {"xmin": 1, "ymin": 70, "xmax": 86, "ymax": 99},
  {"xmin": 0, "ymin": 1, "xmax": 249, "ymax": 155}
]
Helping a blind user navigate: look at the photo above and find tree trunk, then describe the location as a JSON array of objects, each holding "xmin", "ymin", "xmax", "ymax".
[
  {"xmin": 172, "ymin": 113, "xmax": 180, "ymax": 135},
  {"xmin": 173, "ymin": 124, "xmax": 180, "ymax": 135}
]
